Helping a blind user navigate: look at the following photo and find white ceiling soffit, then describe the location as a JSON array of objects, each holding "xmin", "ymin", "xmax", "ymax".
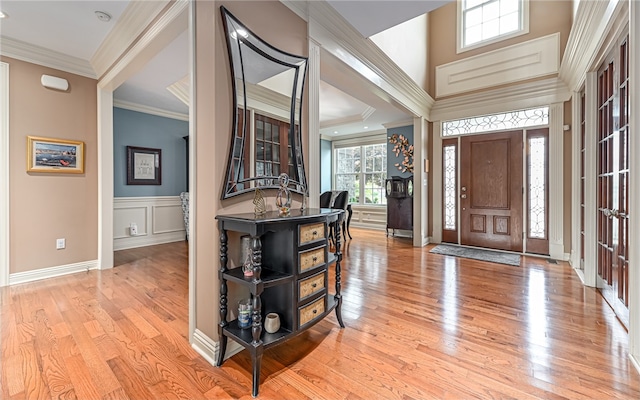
[{"xmin": 326, "ymin": 0, "xmax": 452, "ymax": 38}]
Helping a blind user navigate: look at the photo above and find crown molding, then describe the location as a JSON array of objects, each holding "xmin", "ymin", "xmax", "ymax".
[
  {"xmin": 559, "ymin": 0, "xmax": 627, "ymax": 91},
  {"xmin": 0, "ymin": 36, "xmax": 96, "ymax": 78},
  {"xmin": 383, "ymin": 119, "xmax": 414, "ymax": 130},
  {"xmin": 430, "ymin": 77, "xmax": 570, "ymax": 122},
  {"xmin": 114, "ymin": 100, "xmax": 188, "ymax": 121},
  {"xmin": 91, "ymin": 0, "xmax": 172, "ymax": 78},
  {"xmin": 167, "ymin": 75, "xmax": 190, "ymax": 106},
  {"xmin": 304, "ymin": 1, "xmax": 434, "ymax": 120}
]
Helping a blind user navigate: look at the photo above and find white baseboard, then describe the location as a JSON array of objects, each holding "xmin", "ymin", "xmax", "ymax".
[
  {"xmin": 630, "ymin": 353, "xmax": 640, "ymax": 376},
  {"xmin": 191, "ymin": 328, "xmax": 244, "ymax": 367},
  {"xmin": 9, "ymin": 259, "xmax": 99, "ymax": 285},
  {"xmin": 350, "ymin": 222, "xmax": 385, "ymax": 231},
  {"xmin": 114, "ymin": 231, "xmax": 186, "ymax": 251}
]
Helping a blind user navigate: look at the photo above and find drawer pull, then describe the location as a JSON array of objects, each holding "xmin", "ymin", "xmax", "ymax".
[
  {"xmin": 312, "ymin": 230, "xmax": 318, "ymax": 236},
  {"xmin": 312, "ymin": 283, "xmax": 317, "ymax": 288},
  {"xmin": 312, "ymin": 256, "xmax": 318, "ymax": 262},
  {"xmin": 313, "ymin": 309, "xmax": 318, "ymax": 314}
]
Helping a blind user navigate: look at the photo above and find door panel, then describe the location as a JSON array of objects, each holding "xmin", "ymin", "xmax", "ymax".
[
  {"xmin": 460, "ymin": 131, "xmax": 523, "ymax": 252},
  {"xmin": 596, "ymin": 35, "xmax": 629, "ymax": 328}
]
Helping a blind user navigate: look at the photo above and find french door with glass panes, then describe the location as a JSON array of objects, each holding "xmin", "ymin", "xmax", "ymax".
[{"xmin": 596, "ymin": 34, "xmax": 630, "ymax": 328}]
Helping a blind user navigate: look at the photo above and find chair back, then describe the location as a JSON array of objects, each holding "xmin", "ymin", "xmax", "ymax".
[
  {"xmin": 320, "ymin": 191, "xmax": 332, "ymax": 208},
  {"xmin": 331, "ymin": 190, "xmax": 349, "ymax": 211}
]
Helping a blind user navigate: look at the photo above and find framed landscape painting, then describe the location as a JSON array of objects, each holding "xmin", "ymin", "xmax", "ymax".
[
  {"xmin": 126, "ymin": 146, "xmax": 162, "ymax": 185},
  {"xmin": 27, "ymin": 136, "xmax": 85, "ymax": 174}
]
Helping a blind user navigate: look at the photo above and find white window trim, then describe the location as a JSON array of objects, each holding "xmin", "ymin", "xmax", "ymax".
[
  {"xmin": 456, "ymin": 0, "xmax": 530, "ymax": 54},
  {"xmin": 332, "ymin": 138, "xmax": 387, "ymax": 207}
]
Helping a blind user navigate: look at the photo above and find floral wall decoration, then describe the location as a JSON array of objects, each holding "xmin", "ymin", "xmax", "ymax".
[{"xmin": 388, "ymin": 133, "xmax": 414, "ymax": 173}]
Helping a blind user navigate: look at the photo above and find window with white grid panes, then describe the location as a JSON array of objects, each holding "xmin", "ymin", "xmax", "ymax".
[
  {"xmin": 334, "ymin": 144, "xmax": 387, "ymax": 205},
  {"xmin": 460, "ymin": 0, "xmax": 527, "ymax": 51}
]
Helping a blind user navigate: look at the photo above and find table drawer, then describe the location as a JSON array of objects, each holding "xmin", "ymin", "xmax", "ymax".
[
  {"xmin": 298, "ymin": 271, "xmax": 325, "ymax": 301},
  {"xmin": 298, "ymin": 296, "xmax": 326, "ymax": 328},
  {"xmin": 298, "ymin": 246, "xmax": 325, "ymax": 273},
  {"xmin": 299, "ymin": 222, "xmax": 325, "ymax": 245}
]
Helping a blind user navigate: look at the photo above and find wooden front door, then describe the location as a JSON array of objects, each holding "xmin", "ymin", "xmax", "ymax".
[
  {"xmin": 460, "ymin": 131, "xmax": 523, "ymax": 252},
  {"xmin": 596, "ymin": 35, "xmax": 629, "ymax": 327}
]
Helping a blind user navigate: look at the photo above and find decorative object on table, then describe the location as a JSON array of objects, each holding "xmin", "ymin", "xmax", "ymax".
[
  {"xmin": 388, "ymin": 133, "xmax": 414, "ymax": 173},
  {"xmin": 264, "ymin": 312, "xmax": 281, "ymax": 334},
  {"xmin": 276, "ymin": 173, "xmax": 292, "ymax": 216},
  {"xmin": 253, "ymin": 187, "xmax": 266, "ymax": 216},
  {"xmin": 126, "ymin": 145, "xmax": 161, "ymax": 185},
  {"xmin": 238, "ymin": 298, "xmax": 252, "ymax": 329},
  {"xmin": 300, "ymin": 184, "xmax": 308, "ymax": 211},
  {"xmin": 241, "ymin": 236, "xmax": 254, "ymax": 277},
  {"xmin": 26, "ymin": 136, "xmax": 85, "ymax": 174}
]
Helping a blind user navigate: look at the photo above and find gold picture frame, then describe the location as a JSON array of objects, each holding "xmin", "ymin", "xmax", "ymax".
[{"xmin": 27, "ymin": 136, "xmax": 85, "ymax": 174}]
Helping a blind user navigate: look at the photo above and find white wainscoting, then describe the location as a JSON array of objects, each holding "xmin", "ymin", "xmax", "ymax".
[
  {"xmin": 114, "ymin": 196, "xmax": 186, "ymax": 250},
  {"xmin": 349, "ymin": 205, "xmax": 387, "ymax": 230}
]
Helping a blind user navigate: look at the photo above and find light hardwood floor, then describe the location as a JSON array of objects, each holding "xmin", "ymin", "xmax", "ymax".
[{"xmin": 1, "ymin": 228, "xmax": 639, "ymax": 399}]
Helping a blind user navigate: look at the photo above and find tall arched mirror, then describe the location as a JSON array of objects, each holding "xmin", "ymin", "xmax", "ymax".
[{"xmin": 220, "ymin": 6, "xmax": 308, "ymax": 199}]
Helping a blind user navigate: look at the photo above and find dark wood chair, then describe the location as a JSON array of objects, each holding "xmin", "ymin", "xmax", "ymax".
[{"xmin": 319, "ymin": 190, "xmax": 352, "ymax": 242}]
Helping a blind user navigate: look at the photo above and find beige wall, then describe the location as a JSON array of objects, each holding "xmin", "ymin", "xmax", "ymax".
[
  {"xmin": 427, "ymin": 1, "xmax": 573, "ymax": 97},
  {"xmin": 195, "ymin": 0, "xmax": 308, "ymax": 340},
  {"xmin": 2, "ymin": 56, "xmax": 98, "ymax": 274}
]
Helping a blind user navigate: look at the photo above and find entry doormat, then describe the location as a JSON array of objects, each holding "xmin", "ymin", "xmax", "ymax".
[{"xmin": 429, "ymin": 244, "xmax": 521, "ymax": 267}]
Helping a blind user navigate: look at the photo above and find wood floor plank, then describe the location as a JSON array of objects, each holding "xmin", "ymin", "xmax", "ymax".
[{"xmin": 1, "ymin": 234, "xmax": 638, "ymax": 399}]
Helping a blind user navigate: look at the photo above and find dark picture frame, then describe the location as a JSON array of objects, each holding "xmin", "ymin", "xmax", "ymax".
[{"xmin": 126, "ymin": 146, "xmax": 161, "ymax": 185}]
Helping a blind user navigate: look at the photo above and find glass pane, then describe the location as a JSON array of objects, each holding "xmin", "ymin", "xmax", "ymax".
[
  {"xmin": 265, "ymin": 123, "xmax": 272, "ymax": 141},
  {"xmin": 529, "ymin": 136, "xmax": 546, "ymax": 238},
  {"xmin": 256, "ymin": 141, "xmax": 264, "ymax": 160},
  {"xmin": 444, "ymin": 145, "xmax": 457, "ymax": 230},
  {"xmin": 443, "ymin": 107, "xmax": 549, "ymax": 136},
  {"xmin": 465, "ymin": 7, "xmax": 483, "ymax": 27},
  {"xmin": 483, "ymin": 1, "xmax": 500, "ymax": 20},
  {"xmin": 482, "ymin": 17, "xmax": 500, "ymax": 39},
  {"xmin": 500, "ymin": 12, "xmax": 519, "ymax": 34},
  {"xmin": 465, "ymin": 0, "xmax": 488, "ymax": 9},
  {"xmin": 256, "ymin": 120, "xmax": 264, "ymax": 140},
  {"xmin": 265, "ymin": 163, "xmax": 272, "ymax": 176},
  {"xmin": 500, "ymin": 0, "xmax": 519, "ymax": 15},
  {"xmin": 465, "ymin": 26, "xmax": 482, "ymax": 45},
  {"xmin": 265, "ymin": 143, "xmax": 272, "ymax": 161},
  {"xmin": 272, "ymin": 144, "xmax": 280, "ymax": 162},
  {"xmin": 273, "ymin": 126, "xmax": 280, "ymax": 143},
  {"xmin": 256, "ymin": 162, "xmax": 264, "ymax": 176}
]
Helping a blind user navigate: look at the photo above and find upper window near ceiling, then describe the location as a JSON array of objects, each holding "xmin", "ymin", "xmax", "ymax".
[{"xmin": 458, "ymin": 0, "xmax": 529, "ymax": 53}]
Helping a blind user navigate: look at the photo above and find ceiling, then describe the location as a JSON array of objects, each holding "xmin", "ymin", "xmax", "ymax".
[{"xmin": 0, "ymin": 0, "xmax": 447, "ymax": 138}]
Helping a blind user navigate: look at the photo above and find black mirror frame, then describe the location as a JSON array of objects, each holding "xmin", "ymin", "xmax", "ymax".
[{"xmin": 220, "ymin": 6, "xmax": 308, "ymax": 200}]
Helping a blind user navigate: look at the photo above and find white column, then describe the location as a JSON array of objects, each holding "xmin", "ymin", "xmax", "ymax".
[
  {"xmin": 307, "ymin": 39, "xmax": 321, "ymax": 208},
  {"xmin": 0, "ymin": 62, "xmax": 9, "ymax": 286},
  {"xmin": 583, "ymin": 73, "xmax": 598, "ymax": 287},
  {"xmin": 432, "ymin": 121, "xmax": 443, "ymax": 244},
  {"xmin": 413, "ymin": 117, "xmax": 428, "ymax": 247},
  {"xmin": 548, "ymin": 103, "xmax": 565, "ymax": 260},
  {"xmin": 570, "ymin": 91, "xmax": 584, "ymax": 279},
  {"xmin": 627, "ymin": 0, "xmax": 640, "ymax": 373},
  {"xmin": 97, "ymin": 88, "xmax": 114, "ymax": 270}
]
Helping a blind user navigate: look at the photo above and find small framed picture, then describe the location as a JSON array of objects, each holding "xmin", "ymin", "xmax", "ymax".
[
  {"xmin": 27, "ymin": 136, "xmax": 85, "ymax": 174},
  {"xmin": 126, "ymin": 146, "xmax": 161, "ymax": 185}
]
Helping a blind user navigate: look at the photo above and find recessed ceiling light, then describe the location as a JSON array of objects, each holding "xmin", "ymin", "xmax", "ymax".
[
  {"xmin": 363, "ymin": 126, "xmax": 368, "ymax": 129},
  {"xmin": 95, "ymin": 11, "xmax": 112, "ymax": 22},
  {"xmin": 333, "ymin": 131, "xmax": 338, "ymax": 134},
  {"xmin": 0, "ymin": 11, "xmax": 8, "ymax": 19}
]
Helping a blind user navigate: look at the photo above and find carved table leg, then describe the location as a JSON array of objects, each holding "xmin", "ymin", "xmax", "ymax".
[
  {"xmin": 217, "ymin": 224, "xmax": 229, "ymax": 366},
  {"xmin": 250, "ymin": 235, "xmax": 263, "ymax": 396},
  {"xmin": 251, "ymin": 347, "xmax": 264, "ymax": 398},
  {"xmin": 334, "ymin": 216, "xmax": 345, "ymax": 328}
]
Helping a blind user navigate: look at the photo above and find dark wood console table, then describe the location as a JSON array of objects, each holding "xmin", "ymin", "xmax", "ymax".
[{"xmin": 216, "ymin": 208, "xmax": 345, "ymax": 397}]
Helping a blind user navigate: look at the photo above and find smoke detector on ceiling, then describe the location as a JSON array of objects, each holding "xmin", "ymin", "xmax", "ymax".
[{"xmin": 95, "ymin": 11, "xmax": 112, "ymax": 22}]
